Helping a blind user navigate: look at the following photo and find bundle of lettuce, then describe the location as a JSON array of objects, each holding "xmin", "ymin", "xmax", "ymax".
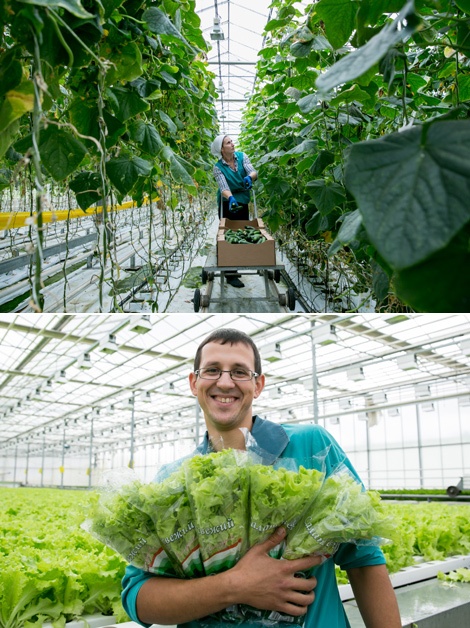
[
  {"xmin": 283, "ymin": 466, "xmax": 395, "ymax": 560},
  {"xmin": 83, "ymin": 479, "xmax": 179, "ymax": 577},
  {"xmin": 248, "ymin": 462, "xmax": 325, "ymax": 557},
  {"xmin": 185, "ymin": 448, "xmax": 251, "ymax": 576},
  {"xmin": 135, "ymin": 465, "xmax": 204, "ymax": 578},
  {"xmin": 240, "ymin": 461, "xmax": 325, "ymax": 626}
]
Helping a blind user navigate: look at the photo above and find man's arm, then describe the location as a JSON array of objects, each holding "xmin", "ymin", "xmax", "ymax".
[
  {"xmin": 347, "ymin": 564, "xmax": 401, "ymax": 628},
  {"xmin": 136, "ymin": 527, "xmax": 322, "ymax": 626}
]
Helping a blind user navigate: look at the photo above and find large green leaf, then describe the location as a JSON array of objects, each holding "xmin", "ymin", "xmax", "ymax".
[
  {"xmin": 0, "ymin": 53, "xmax": 23, "ymax": 99},
  {"xmin": 106, "ymin": 156, "xmax": 152, "ymax": 196},
  {"xmin": 40, "ymin": 127, "xmax": 88, "ymax": 181},
  {"xmin": 110, "ymin": 87, "xmax": 149, "ymax": 122},
  {"xmin": 105, "ymin": 42, "xmax": 143, "ymax": 85},
  {"xmin": 329, "ymin": 84, "xmax": 373, "ymax": 106},
  {"xmin": 328, "ymin": 208, "xmax": 363, "ymax": 255},
  {"xmin": 128, "ymin": 121, "xmax": 164, "ymax": 155},
  {"xmin": 305, "ymin": 210, "xmax": 329, "ymax": 236},
  {"xmin": 371, "ymin": 260, "xmax": 390, "ymax": 301},
  {"xmin": 344, "ymin": 119, "xmax": 470, "ymax": 270},
  {"xmin": 278, "ymin": 139, "xmax": 317, "ymax": 165},
  {"xmin": 160, "ymin": 70, "xmax": 178, "ymax": 86},
  {"xmin": 310, "ymin": 150, "xmax": 336, "ymax": 176},
  {"xmin": 297, "ymin": 93, "xmax": 320, "ymax": 114},
  {"xmin": 68, "ymin": 102, "xmax": 126, "ymax": 147},
  {"xmin": 315, "ymin": 0, "xmax": 357, "ymax": 49},
  {"xmin": 394, "ymin": 223, "xmax": 470, "ymax": 312},
  {"xmin": 69, "ymin": 171, "xmax": 103, "ymax": 210},
  {"xmin": 0, "ymin": 80, "xmax": 34, "ymax": 134},
  {"xmin": 158, "ymin": 110, "xmax": 177, "ymax": 134},
  {"xmin": 356, "ymin": 0, "xmax": 406, "ymax": 36},
  {"xmin": 316, "ymin": 0, "xmax": 418, "ymax": 94},
  {"xmin": 16, "ymin": 0, "xmax": 92, "ymax": 19},
  {"xmin": 455, "ymin": 0, "xmax": 470, "ymax": 12},
  {"xmin": 161, "ymin": 145, "xmax": 196, "ymax": 191},
  {"xmin": 306, "ymin": 180, "xmax": 346, "ymax": 215},
  {"xmin": 458, "ymin": 74, "xmax": 470, "ymax": 102},
  {"xmin": 143, "ymin": 7, "xmax": 194, "ymax": 51}
]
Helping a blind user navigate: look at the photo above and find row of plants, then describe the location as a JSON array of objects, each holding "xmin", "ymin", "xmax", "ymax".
[
  {"xmin": 2, "ymin": 486, "xmax": 469, "ymax": 626},
  {"xmin": 0, "ymin": 0, "xmax": 219, "ymax": 311},
  {"xmin": 239, "ymin": 0, "xmax": 470, "ymax": 312}
]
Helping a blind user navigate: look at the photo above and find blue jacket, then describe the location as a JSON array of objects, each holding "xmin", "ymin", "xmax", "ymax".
[{"xmin": 121, "ymin": 417, "xmax": 385, "ymax": 627}]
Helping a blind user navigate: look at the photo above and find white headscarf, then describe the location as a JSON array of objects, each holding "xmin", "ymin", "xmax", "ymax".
[{"xmin": 210, "ymin": 134, "xmax": 228, "ymax": 158}]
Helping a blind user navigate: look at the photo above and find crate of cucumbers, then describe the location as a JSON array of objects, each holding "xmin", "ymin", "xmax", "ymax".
[{"xmin": 217, "ymin": 218, "xmax": 276, "ymax": 267}]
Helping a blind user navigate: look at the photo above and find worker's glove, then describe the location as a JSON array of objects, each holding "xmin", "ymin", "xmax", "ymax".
[
  {"xmin": 228, "ymin": 195, "xmax": 240, "ymax": 212},
  {"xmin": 243, "ymin": 175, "xmax": 253, "ymax": 190}
]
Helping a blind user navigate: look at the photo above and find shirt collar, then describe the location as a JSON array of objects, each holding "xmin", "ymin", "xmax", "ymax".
[
  {"xmin": 195, "ymin": 416, "xmax": 289, "ymax": 465},
  {"xmin": 221, "ymin": 153, "xmax": 238, "ymax": 167}
]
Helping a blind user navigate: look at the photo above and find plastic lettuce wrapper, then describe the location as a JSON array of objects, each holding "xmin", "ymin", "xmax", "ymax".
[
  {"xmin": 283, "ymin": 467, "xmax": 395, "ymax": 560},
  {"xmin": 83, "ymin": 478, "xmax": 178, "ymax": 576},
  {"xmin": 185, "ymin": 448, "xmax": 251, "ymax": 576},
  {"xmin": 241, "ymin": 461, "xmax": 324, "ymax": 626},
  {"xmin": 249, "ymin": 463, "xmax": 325, "ymax": 556},
  {"xmin": 136, "ymin": 465, "xmax": 204, "ymax": 578}
]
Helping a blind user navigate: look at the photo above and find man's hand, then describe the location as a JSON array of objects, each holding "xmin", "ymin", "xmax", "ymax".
[
  {"xmin": 228, "ymin": 527, "xmax": 323, "ymax": 617},
  {"xmin": 243, "ymin": 175, "xmax": 253, "ymax": 190}
]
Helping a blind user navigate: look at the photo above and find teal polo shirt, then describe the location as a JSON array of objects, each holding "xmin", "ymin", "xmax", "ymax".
[{"xmin": 121, "ymin": 417, "xmax": 386, "ymax": 628}]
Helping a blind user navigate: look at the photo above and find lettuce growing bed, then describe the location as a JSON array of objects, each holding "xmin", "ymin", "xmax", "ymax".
[
  {"xmin": 2, "ymin": 487, "xmax": 470, "ymax": 627},
  {"xmin": 0, "ymin": 487, "xmax": 128, "ymax": 627}
]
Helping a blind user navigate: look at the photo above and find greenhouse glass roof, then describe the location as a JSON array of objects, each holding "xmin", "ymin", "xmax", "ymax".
[
  {"xmin": 195, "ymin": 0, "xmax": 311, "ymax": 141},
  {"xmin": 1, "ymin": 313, "xmax": 470, "ymax": 460}
]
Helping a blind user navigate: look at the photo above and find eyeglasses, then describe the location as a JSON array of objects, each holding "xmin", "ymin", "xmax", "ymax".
[{"xmin": 195, "ymin": 367, "xmax": 258, "ymax": 381}]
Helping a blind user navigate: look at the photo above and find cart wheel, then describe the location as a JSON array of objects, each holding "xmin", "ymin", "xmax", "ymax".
[
  {"xmin": 278, "ymin": 294, "xmax": 287, "ymax": 307},
  {"xmin": 201, "ymin": 269, "xmax": 208, "ymax": 284},
  {"xmin": 208, "ymin": 272, "xmax": 215, "ymax": 281},
  {"xmin": 287, "ymin": 287, "xmax": 296, "ymax": 311},
  {"xmin": 446, "ymin": 485, "xmax": 461, "ymax": 497},
  {"xmin": 274, "ymin": 269, "xmax": 281, "ymax": 283},
  {"xmin": 201, "ymin": 295, "xmax": 211, "ymax": 308},
  {"xmin": 193, "ymin": 288, "xmax": 201, "ymax": 312}
]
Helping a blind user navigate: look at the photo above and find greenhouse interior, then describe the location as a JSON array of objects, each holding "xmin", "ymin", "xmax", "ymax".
[
  {"xmin": 1, "ymin": 0, "xmax": 469, "ymax": 313},
  {"xmin": 1, "ymin": 312, "xmax": 470, "ymax": 628},
  {"xmin": 1, "ymin": 0, "xmax": 470, "ymax": 626}
]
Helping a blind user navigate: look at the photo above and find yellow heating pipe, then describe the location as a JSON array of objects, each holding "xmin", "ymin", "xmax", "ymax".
[{"xmin": 0, "ymin": 197, "xmax": 158, "ymax": 231}]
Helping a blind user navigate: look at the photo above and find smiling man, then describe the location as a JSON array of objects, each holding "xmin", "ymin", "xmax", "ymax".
[
  {"xmin": 189, "ymin": 334, "xmax": 265, "ymax": 447},
  {"xmin": 121, "ymin": 328, "xmax": 401, "ymax": 628}
]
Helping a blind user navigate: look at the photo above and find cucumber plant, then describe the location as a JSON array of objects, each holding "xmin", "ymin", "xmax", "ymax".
[
  {"xmin": 240, "ymin": 0, "xmax": 470, "ymax": 312},
  {"xmin": 0, "ymin": 0, "xmax": 219, "ymax": 311}
]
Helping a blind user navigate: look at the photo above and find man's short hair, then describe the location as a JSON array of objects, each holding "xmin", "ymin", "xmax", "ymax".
[{"xmin": 194, "ymin": 328, "xmax": 262, "ymax": 375}]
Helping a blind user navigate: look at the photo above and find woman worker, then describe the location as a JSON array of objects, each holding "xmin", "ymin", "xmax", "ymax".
[{"xmin": 211, "ymin": 134, "xmax": 258, "ymax": 288}]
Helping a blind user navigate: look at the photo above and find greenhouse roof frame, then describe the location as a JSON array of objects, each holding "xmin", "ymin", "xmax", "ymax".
[
  {"xmin": 1, "ymin": 313, "xmax": 470, "ymax": 460},
  {"xmin": 195, "ymin": 0, "xmax": 311, "ymax": 142}
]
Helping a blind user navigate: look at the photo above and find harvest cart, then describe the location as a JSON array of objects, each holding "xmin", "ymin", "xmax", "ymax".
[
  {"xmin": 193, "ymin": 255, "xmax": 296, "ymax": 313},
  {"xmin": 193, "ymin": 192, "xmax": 296, "ymax": 313}
]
